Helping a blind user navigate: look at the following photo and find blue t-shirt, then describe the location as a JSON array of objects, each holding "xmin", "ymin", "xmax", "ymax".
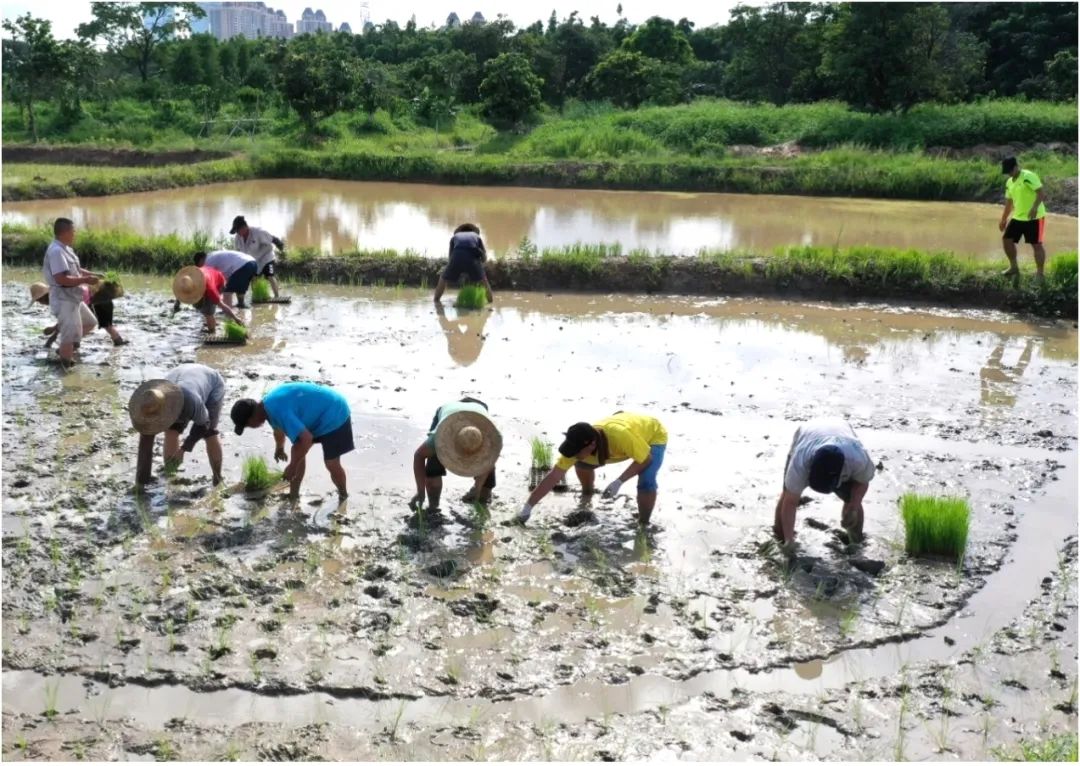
[{"xmin": 263, "ymin": 383, "xmax": 350, "ymax": 441}]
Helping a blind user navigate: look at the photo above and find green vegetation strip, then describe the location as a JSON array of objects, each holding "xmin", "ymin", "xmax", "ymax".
[{"xmin": 3, "ymin": 225, "xmax": 1075, "ymax": 318}]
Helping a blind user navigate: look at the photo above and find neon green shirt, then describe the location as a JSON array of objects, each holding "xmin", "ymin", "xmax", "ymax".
[
  {"xmin": 555, "ymin": 412, "xmax": 668, "ymax": 470},
  {"xmin": 1005, "ymin": 169, "xmax": 1046, "ymax": 221}
]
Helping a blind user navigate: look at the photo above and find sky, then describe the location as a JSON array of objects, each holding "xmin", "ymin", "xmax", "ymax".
[{"xmin": 1, "ymin": 0, "xmax": 748, "ymax": 39}]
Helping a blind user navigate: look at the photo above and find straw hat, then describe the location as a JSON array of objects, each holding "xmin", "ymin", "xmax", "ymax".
[
  {"xmin": 128, "ymin": 379, "xmax": 184, "ymax": 435},
  {"xmin": 172, "ymin": 266, "xmax": 206, "ymax": 304},
  {"xmin": 27, "ymin": 282, "xmax": 49, "ymax": 307},
  {"xmin": 433, "ymin": 410, "xmax": 502, "ymax": 477}
]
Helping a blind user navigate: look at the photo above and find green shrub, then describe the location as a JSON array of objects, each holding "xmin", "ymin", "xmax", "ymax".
[
  {"xmin": 223, "ymin": 320, "xmax": 248, "ymax": 341},
  {"xmin": 454, "ymin": 283, "xmax": 487, "ymax": 309},
  {"xmin": 1048, "ymin": 252, "xmax": 1078, "ymax": 293},
  {"xmin": 530, "ymin": 437, "xmax": 553, "ymax": 469},
  {"xmin": 900, "ymin": 494, "xmax": 970, "ymax": 563},
  {"xmin": 250, "ymin": 277, "xmax": 272, "ymax": 302},
  {"xmin": 242, "ymin": 455, "xmax": 280, "ymax": 491},
  {"xmin": 994, "ymin": 732, "xmax": 1078, "ymax": 762}
]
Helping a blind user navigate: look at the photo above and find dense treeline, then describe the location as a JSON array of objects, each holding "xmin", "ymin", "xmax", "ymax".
[{"xmin": 2, "ymin": 1, "xmax": 1076, "ymax": 144}]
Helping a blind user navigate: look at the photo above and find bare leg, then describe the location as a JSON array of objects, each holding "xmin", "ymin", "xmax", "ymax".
[
  {"xmin": 289, "ymin": 460, "xmax": 307, "ymax": 497},
  {"xmin": 104, "ymin": 325, "xmax": 125, "ymax": 343},
  {"xmin": 268, "ymin": 274, "xmax": 282, "ymax": 298},
  {"xmin": 57, "ymin": 341, "xmax": 76, "ymax": 363},
  {"xmin": 482, "ymin": 277, "xmax": 494, "ymax": 303},
  {"xmin": 205, "ymin": 434, "xmax": 223, "ymax": 485},
  {"xmin": 1033, "ymin": 243, "xmax": 1047, "ymax": 281},
  {"xmin": 1002, "ymin": 237, "xmax": 1020, "ymax": 283},
  {"xmin": 637, "ymin": 491, "xmax": 657, "ymax": 526},
  {"xmin": 433, "ymin": 278, "xmax": 447, "ymax": 302},
  {"xmin": 574, "ymin": 465, "xmax": 595, "ymax": 494},
  {"xmin": 425, "ymin": 476, "xmax": 443, "ymax": 509},
  {"xmin": 205, "ymin": 315, "xmax": 217, "ymax": 334},
  {"xmin": 325, "ymin": 458, "xmax": 347, "ymax": 498},
  {"xmin": 222, "ymin": 292, "xmax": 236, "ymax": 308}
]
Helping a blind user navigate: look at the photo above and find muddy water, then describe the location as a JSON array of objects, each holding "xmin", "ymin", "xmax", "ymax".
[
  {"xmin": 5, "ymin": 179, "xmax": 1078, "ymax": 259},
  {"xmin": 2, "ymin": 268, "xmax": 1076, "ymax": 760}
]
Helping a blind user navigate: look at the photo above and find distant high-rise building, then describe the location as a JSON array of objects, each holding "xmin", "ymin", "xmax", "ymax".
[
  {"xmin": 296, "ymin": 7, "xmax": 333, "ymax": 34},
  {"xmin": 446, "ymin": 12, "xmax": 460, "ymax": 28},
  {"xmin": 469, "ymin": 11, "xmax": 486, "ymax": 25},
  {"xmin": 199, "ymin": 2, "xmax": 293, "ymax": 40},
  {"xmin": 339, "ymin": 22, "xmax": 352, "ymax": 33}
]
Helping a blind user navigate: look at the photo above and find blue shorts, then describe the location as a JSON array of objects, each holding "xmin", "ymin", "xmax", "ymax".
[
  {"xmin": 575, "ymin": 443, "xmax": 666, "ymax": 492},
  {"xmin": 224, "ymin": 261, "xmax": 258, "ymax": 295}
]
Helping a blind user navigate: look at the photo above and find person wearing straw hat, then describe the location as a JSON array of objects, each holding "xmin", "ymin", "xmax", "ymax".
[
  {"xmin": 172, "ymin": 264, "xmax": 245, "ymax": 334},
  {"xmin": 128, "ymin": 378, "xmax": 184, "ymax": 470},
  {"xmin": 519, "ymin": 411, "xmax": 668, "ymax": 527},
  {"xmin": 42, "ymin": 217, "xmax": 103, "ymax": 364},
  {"xmin": 409, "ymin": 397, "xmax": 501, "ymax": 512},
  {"xmin": 160, "ymin": 363, "xmax": 227, "ymax": 484},
  {"xmin": 230, "ymin": 382, "xmax": 353, "ymax": 499},
  {"xmin": 231, "ymin": 215, "xmax": 286, "ymax": 300},
  {"xmin": 29, "ymin": 281, "xmax": 128, "ymax": 347},
  {"xmin": 194, "ymin": 250, "xmax": 258, "ymax": 309}
]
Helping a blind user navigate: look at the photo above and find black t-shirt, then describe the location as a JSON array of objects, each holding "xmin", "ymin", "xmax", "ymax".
[{"xmin": 450, "ymin": 231, "xmax": 485, "ymax": 259}]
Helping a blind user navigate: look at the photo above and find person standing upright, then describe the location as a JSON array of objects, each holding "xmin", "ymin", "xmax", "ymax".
[
  {"xmin": 231, "ymin": 215, "xmax": 285, "ymax": 300},
  {"xmin": 42, "ymin": 218, "xmax": 102, "ymax": 365},
  {"xmin": 999, "ymin": 156, "xmax": 1048, "ymax": 285}
]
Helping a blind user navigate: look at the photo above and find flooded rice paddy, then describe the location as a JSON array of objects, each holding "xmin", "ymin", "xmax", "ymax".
[
  {"xmin": 5, "ymin": 179, "xmax": 1078, "ymax": 259},
  {"xmin": 2, "ymin": 268, "xmax": 1077, "ymax": 760}
]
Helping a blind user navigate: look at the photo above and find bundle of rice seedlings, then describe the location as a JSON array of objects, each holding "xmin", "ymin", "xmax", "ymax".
[
  {"xmin": 900, "ymin": 494, "xmax": 970, "ymax": 563},
  {"xmin": 94, "ymin": 270, "xmax": 125, "ymax": 301},
  {"xmin": 242, "ymin": 455, "xmax": 281, "ymax": 491},
  {"xmin": 454, "ymin": 283, "xmax": 487, "ymax": 309},
  {"xmin": 250, "ymin": 277, "xmax": 272, "ymax": 302},
  {"xmin": 530, "ymin": 437, "xmax": 553, "ymax": 469},
  {"xmin": 223, "ymin": 320, "xmax": 248, "ymax": 342}
]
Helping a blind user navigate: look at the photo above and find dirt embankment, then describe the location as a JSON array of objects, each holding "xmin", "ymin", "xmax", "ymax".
[{"xmin": 1, "ymin": 145, "xmax": 235, "ymax": 167}]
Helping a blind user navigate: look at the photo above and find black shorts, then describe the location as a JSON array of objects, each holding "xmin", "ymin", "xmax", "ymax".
[
  {"xmin": 314, "ymin": 417, "xmax": 355, "ymax": 461},
  {"xmin": 442, "ymin": 251, "xmax": 486, "ymax": 284},
  {"xmin": 1004, "ymin": 218, "xmax": 1045, "ymax": 245},
  {"xmin": 424, "ymin": 452, "xmax": 496, "ymax": 487},
  {"xmin": 91, "ymin": 300, "xmax": 114, "ymax": 328},
  {"xmin": 224, "ymin": 261, "xmax": 258, "ymax": 294},
  {"xmin": 259, "ymin": 261, "xmax": 276, "ymax": 278}
]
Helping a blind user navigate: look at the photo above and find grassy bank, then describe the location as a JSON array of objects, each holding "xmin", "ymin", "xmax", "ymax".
[{"xmin": 4, "ymin": 225, "xmax": 1075, "ymax": 318}]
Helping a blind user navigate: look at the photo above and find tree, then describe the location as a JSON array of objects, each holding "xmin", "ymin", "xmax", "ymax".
[
  {"xmin": 356, "ymin": 60, "xmax": 392, "ymax": 119},
  {"xmin": 1, "ymin": 14, "xmax": 66, "ymax": 141},
  {"xmin": 623, "ymin": 15, "xmax": 694, "ymax": 64},
  {"xmin": 586, "ymin": 49, "xmax": 670, "ymax": 108},
  {"xmin": 277, "ymin": 35, "xmax": 358, "ymax": 130},
  {"xmin": 1044, "ymin": 50, "xmax": 1078, "ymax": 102},
  {"xmin": 77, "ymin": 2, "xmax": 205, "ymax": 82},
  {"xmin": 478, "ymin": 52, "xmax": 542, "ymax": 125},
  {"xmin": 169, "ymin": 40, "xmax": 204, "ymax": 86}
]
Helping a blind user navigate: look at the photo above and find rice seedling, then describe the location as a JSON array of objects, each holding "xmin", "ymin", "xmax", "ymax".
[
  {"xmin": 900, "ymin": 494, "xmax": 970, "ymax": 563},
  {"xmin": 530, "ymin": 437, "xmax": 553, "ymax": 469},
  {"xmin": 454, "ymin": 283, "xmax": 487, "ymax": 309},
  {"xmin": 43, "ymin": 678, "xmax": 59, "ymax": 719},
  {"xmin": 222, "ymin": 320, "xmax": 248, "ymax": 342},
  {"xmin": 242, "ymin": 455, "xmax": 280, "ymax": 492},
  {"xmin": 250, "ymin": 277, "xmax": 272, "ymax": 302}
]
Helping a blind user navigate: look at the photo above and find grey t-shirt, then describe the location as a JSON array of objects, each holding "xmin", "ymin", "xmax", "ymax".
[
  {"xmin": 783, "ymin": 417, "xmax": 875, "ymax": 495},
  {"xmin": 205, "ymin": 249, "xmax": 255, "ymax": 278},
  {"xmin": 165, "ymin": 364, "xmax": 225, "ymax": 427},
  {"xmin": 43, "ymin": 240, "xmax": 84, "ymax": 308},
  {"xmin": 234, "ymin": 227, "xmax": 278, "ymax": 270}
]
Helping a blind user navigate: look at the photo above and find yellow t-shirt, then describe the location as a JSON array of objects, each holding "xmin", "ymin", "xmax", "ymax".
[{"xmin": 555, "ymin": 412, "xmax": 668, "ymax": 470}]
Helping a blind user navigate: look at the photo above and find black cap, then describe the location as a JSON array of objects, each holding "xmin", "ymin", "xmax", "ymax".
[
  {"xmin": 559, "ymin": 422, "xmax": 598, "ymax": 457},
  {"xmin": 230, "ymin": 398, "xmax": 257, "ymax": 435},
  {"xmin": 1001, "ymin": 156, "xmax": 1018, "ymax": 174},
  {"xmin": 229, "ymin": 215, "xmax": 248, "ymax": 235},
  {"xmin": 808, "ymin": 444, "xmax": 845, "ymax": 493}
]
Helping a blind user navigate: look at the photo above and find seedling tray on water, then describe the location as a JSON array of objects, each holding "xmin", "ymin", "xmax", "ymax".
[
  {"xmin": 252, "ymin": 297, "xmax": 292, "ymax": 305},
  {"xmin": 203, "ymin": 336, "xmax": 247, "ymax": 345}
]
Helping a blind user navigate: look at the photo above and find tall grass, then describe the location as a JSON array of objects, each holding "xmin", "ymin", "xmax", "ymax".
[
  {"xmin": 530, "ymin": 437, "xmax": 553, "ymax": 469},
  {"xmin": 900, "ymin": 494, "xmax": 970, "ymax": 563},
  {"xmin": 250, "ymin": 277, "xmax": 272, "ymax": 302},
  {"xmin": 242, "ymin": 456, "xmax": 279, "ymax": 491},
  {"xmin": 454, "ymin": 283, "xmax": 487, "ymax": 309}
]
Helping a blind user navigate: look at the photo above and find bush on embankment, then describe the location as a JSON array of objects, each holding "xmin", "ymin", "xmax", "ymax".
[{"xmin": 2, "ymin": 226, "xmax": 1075, "ymax": 319}]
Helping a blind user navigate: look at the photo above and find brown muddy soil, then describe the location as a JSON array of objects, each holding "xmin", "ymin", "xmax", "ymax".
[
  {"xmin": 1, "ymin": 146, "xmax": 235, "ymax": 167},
  {"xmin": 2, "ymin": 271, "xmax": 1076, "ymax": 760}
]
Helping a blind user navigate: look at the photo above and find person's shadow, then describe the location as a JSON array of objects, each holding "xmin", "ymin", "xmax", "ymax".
[
  {"xmin": 435, "ymin": 302, "xmax": 491, "ymax": 367},
  {"xmin": 980, "ymin": 338, "xmax": 1034, "ymax": 409}
]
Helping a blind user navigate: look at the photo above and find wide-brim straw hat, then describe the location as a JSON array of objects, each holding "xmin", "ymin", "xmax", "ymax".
[
  {"xmin": 128, "ymin": 379, "xmax": 184, "ymax": 435},
  {"xmin": 172, "ymin": 266, "xmax": 206, "ymax": 304},
  {"xmin": 433, "ymin": 410, "xmax": 502, "ymax": 477},
  {"xmin": 27, "ymin": 282, "xmax": 49, "ymax": 307}
]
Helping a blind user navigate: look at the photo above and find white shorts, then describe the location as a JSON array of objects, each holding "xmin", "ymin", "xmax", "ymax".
[{"xmin": 54, "ymin": 301, "xmax": 97, "ymax": 346}]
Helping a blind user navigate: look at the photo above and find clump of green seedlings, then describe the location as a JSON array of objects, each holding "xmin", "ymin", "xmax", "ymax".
[
  {"xmin": 250, "ymin": 277, "xmax": 272, "ymax": 303},
  {"xmin": 530, "ymin": 437, "xmax": 553, "ymax": 469},
  {"xmin": 454, "ymin": 283, "xmax": 488, "ymax": 310},
  {"xmin": 242, "ymin": 456, "xmax": 281, "ymax": 492},
  {"xmin": 223, "ymin": 320, "xmax": 248, "ymax": 342},
  {"xmin": 900, "ymin": 494, "xmax": 970, "ymax": 563}
]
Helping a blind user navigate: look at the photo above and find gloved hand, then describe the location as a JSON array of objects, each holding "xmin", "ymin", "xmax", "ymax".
[
  {"xmin": 602, "ymin": 478, "xmax": 623, "ymax": 499},
  {"xmin": 181, "ymin": 424, "xmax": 209, "ymax": 452},
  {"xmin": 516, "ymin": 502, "xmax": 533, "ymax": 524},
  {"xmin": 274, "ymin": 447, "xmax": 288, "ymax": 463},
  {"xmin": 408, "ymin": 492, "xmax": 425, "ymax": 511}
]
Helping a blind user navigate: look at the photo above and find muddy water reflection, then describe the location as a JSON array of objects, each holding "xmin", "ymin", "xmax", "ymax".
[{"xmin": 6, "ymin": 179, "xmax": 1077, "ymax": 258}]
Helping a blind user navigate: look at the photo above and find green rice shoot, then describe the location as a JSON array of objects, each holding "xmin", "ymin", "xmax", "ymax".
[
  {"xmin": 103, "ymin": 270, "xmax": 122, "ymax": 286},
  {"xmin": 530, "ymin": 437, "xmax": 553, "ymax": 469},
  {"xmin": 223, "ymin": 320, "xmax": 248, "ymax": 342},
  {"xmin": 242, "ymin": 455, "xmax": 281, "ymax": 491},
  {"xmin": 454, "ymin": 283, "xmax": 487, "ymax": 310},
  {"xmin": 250, "ymin": 277, "xmax": 272, "ymax": 302},
  {"xmin": 900, "ymin": 494, "xmax": 970, "ymax": 563}
]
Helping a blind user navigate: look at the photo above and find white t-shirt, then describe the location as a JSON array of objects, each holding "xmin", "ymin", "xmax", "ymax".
[
  {"xmin": 234, "ymin": 227, "xmax": 278, "ymax": 270},
  {"xmin": 43, "ymin": 239, "xmax": 84, "ymax": 309},
  {"xmin": 205, "ymin": 249, "xmax": 255, "ymax": 278},
  {"xmin": 783, "ymin": 417, "xmax": 875, "ymax": 495}
]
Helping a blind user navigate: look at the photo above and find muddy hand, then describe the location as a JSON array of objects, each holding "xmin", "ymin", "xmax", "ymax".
[
  {"xmin": 274, "ymin": 447, "xmax": 288, "ymax": 463},
  {"xmin": 602, "ymin": 479, "xmax": 623, "ymax": 499},
  {"xmin": 282, "ymin": 463, "xmax": 296, "ymax": 481},
  {"xmin": 409, "ymin": 492, "xmax": 424, "ymax": 511}
]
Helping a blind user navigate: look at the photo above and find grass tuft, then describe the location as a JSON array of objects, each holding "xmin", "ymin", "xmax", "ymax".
[
  {"xmin": 901, "ymin": 494, "xmax": 970, "ymax": 563},
  {"xmin": 250, "ymin": 277, "xmax": 272, "ymax": 303},
  {"xmin": 994, "ymin": 732, "xmax": 1078, "ymax": 761},
  {"xmin": 223, "ymin": 321, "xmax": 248, "ymax": 342},
  {"xmin": 242, "ymin": 456, "xmax": 280, "ymax": 492},
  {"xmin": 530, "ymin": 437, "xmax": 553, "ymax": 469},
  {"xmin": 454, "ymin": 283, "xmax": 487, "ymax": 309}
]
